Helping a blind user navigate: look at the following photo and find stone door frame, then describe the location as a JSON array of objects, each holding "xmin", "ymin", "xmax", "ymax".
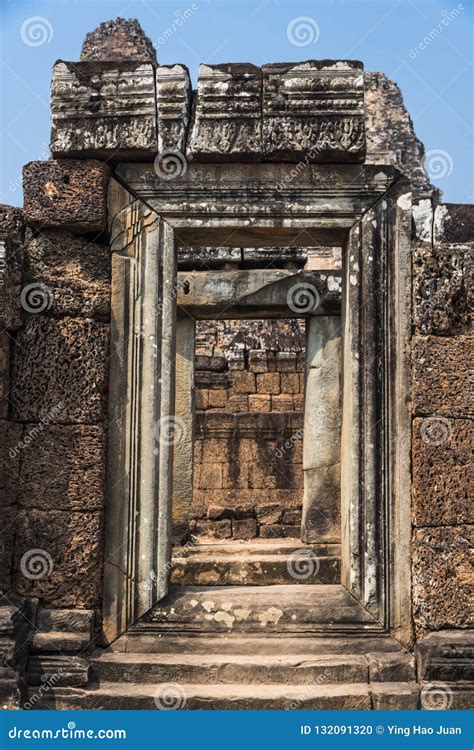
[{"xmin": 103, "ymin": 163, "xmax": 412, "ymax": 646}]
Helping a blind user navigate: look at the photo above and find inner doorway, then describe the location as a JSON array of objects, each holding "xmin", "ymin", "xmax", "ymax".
[{"xmin": 170, "ymin": 247, "xmax": 343, "ymax": 588}]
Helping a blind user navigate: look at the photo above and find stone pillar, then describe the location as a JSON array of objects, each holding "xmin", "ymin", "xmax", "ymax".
[
  {"xmin": 172, "ymin": 316, "xmax": 196, "ymax": 543},
  {"xmin": 301, "ymin": 316, "xmax": 341, "ymax": 543}
]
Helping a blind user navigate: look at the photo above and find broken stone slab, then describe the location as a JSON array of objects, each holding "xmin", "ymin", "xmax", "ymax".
[
  {"xmin": 262, "ymin": 60, "xmax": 365, "ymax": 163},
  {"xmin": 23, "ymin": 160, "xmax": 110, "ymax": 233},
  {"xmin": 51, "ymin": 61, "xmax": 157, "ymax": 160},
  {"xmin": 156, "ymin": 65, "xmax": 191, "ymax": 156},
  {"xmin": 187, "ymin": 64, "xmax": 262, "ymax": 163},
  {"xmin": 81, "ymin": 18, "xmax": 157, "ymax": 63}
]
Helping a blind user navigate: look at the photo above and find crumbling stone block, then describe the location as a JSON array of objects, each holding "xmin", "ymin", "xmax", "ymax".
[
  {"xmin": 80, "ymin": 18, "xmax": 157, "ymax": 63},
  {"xmin": 51, "ymin": 61, "xmax": 157, "ymax": 159},
  {"xmin": 24, "ymin": 229, "xmax": 111, "ymax": 318},
  {"xmin": 262, "ymin": 61, "xmax": 365, "ymax": 163},
  {"xmin": 412, "ymin": 417, "xmax": 473, "ymax": 526},
  {"xmin": 11, "ymin": 316, "xmax": 109, "ymax": 423},
  {"xmin": 413, "ymin": 243, "xmax": 472, "ymax": 335},
  {"xmin": 19, "ymin": 425, "xmax": 106, "ymax": 512},
  {"xmin": 23, "ymin": 160, "xmax": 110, "ymax": 233},
  {"xmin": 412, "ymin": 526, "xmax": 473, "ymax": 635},
  {"xmin": 187, "ymin": 64, "xmax": 262, "ymax": 162},
  {"xmin": 156, "ymin": 65, "xmax": 191, "ymax": 155},
  {"xmin": 412, "ymin": 335, "xmax": 473, "ymax": 417},
  {"xmin": 434, "ymin": 203, "xmax": 474, "ymax": 245},
  {"xmin": 13, "ymin": 510, "xmax": 104, "ymax": 608}
]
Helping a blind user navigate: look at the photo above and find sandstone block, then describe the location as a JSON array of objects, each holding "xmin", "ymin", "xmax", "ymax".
[
  {"xmin": 208, "ymin": 390, "xmax": 227, "ymax": 409},
  {"xmin": 232, "ymin": 519, "xmax": 257, "ymax": 540},
  {"xmin": 262, "ymin": 61, "xmax": 365, "ymax": 163},
  {"xmin": 19, "ymin": 425, "xmax": 106, "ymax": 511},
  {"xmin": 271, "ymin": 394, "xmax": 294, "ymax": 412},
  {"xmin": 302, "ymin": 465, "xmax": 341, "ymax": 543},
  {"xmin": 11, "ymin": 316, "xmax": 109, "ymax": 423},
  {"xmin": 248, "ymin": 350, "xmax": 267, "ymax": 372},
  {"xmin": 156, "ymin": 65, "xmax": 191, "ymax": 155},
  {"xmin": 412, "ymin": 335, "xmax": 473, "ymax": 417},
  {"xmin": 51, "ymin": 61, "xmax": 157, "ymax": 159},
  {"xmin": 256, "ymin": 372, "xmax": 280, "ymax": 395},
  {"xmin": 81, "ymin": 18, "xmax": 157, "ymax": 63},
  {"xmin": 260, "ymin": 525, "xmax": 284, "ymax": 538},
  {"xmin": 222, "ymin": 463, "xmax": 250, "ymax": 490},
  {"xmin": 195, "ymin": 355, "xmax": 227, "ymax": 372},
  {"xmin": 24, "ymin": 229, "xmax": 110, "ymax": 318},
  {"xmin": 412, "ymin": 526, "xmax": 473, "ymax": 635},
  {"xmin": 275, "ymin": 351, "xmax": 297, "ymax": 371},
  {"xmin": 195, "ymin": 371, "xmax": 228, "ymax": 389},
  {"xmin": 412, "ymin": 418, "xmax": 473, "ymax": 526},
  {"xmin": 201, "ymin": 438, "xmax": 231, "ymax": 463},
  {"xmin": 227, "ymin": 395, "xmax": 249, "ymax": 412},
  {"xmin": 13, "ymin": 510, "xmax": 104, "ymax": 608},
  {"xmin": 248, "ymin": 394, "xmax": 271, "ymax": 412},
  {"xmin": 195, "ymin": 389, "xmax": 209, "ymax": 410},
  {"xmin": 280, "ymin": 372, "xmax": 300, "ymax": 394},
  {"xmin": 23, "ymin": 160, "xmax": 109, "ymax": 233},
  {"xmin": 187, "ymin": 64, "xmax": 262, "ymax": 162},
  {"xmin": 230, "ymin": 371, "xmax": 256, "ymax": 394}
]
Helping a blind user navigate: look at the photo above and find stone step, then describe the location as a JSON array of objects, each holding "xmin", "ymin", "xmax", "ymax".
[
  {"xmin": 90, "ymin": 652, "xmax": 368, "ymax": 685},
  {"xmin": 114, "ymin": 632, "xmax": 406, "ymax": 656},
  {"xmin": 173, "ymin": 540, "xmax": 341, "ymax": 557},
  {"xmin": 137, "ymin": 584, "xmax": 376, "ymax": 633},
  {"xmin": 33, "ymin": 681, "xmax": 375, "ymax": 710},
  {"xmin": 171, "ymin": 546, "xmax": 340, "ymax": 586}
]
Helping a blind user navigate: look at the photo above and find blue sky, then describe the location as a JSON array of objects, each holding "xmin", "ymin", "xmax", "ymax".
[{"xmin": 1, "ymin": 0, "xmax": 472, "ymax": 206}]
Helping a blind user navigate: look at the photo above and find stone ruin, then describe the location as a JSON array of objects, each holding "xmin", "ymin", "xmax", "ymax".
[{"xmin": 0, "ymin": 18, "xmax": 472, "ymax": 710}]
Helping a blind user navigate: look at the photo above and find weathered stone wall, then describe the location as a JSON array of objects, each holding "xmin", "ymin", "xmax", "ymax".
[
  {"xmin": 191, "ymin": 319, "xmax": 305, "ymax": 540},
  {"xmin": 0, "ymin": 158, "xmax": 111, "ymax": 611},
  {"xmin": 411, "ymin": 201, "xmax": 473, "ymax": 639}
]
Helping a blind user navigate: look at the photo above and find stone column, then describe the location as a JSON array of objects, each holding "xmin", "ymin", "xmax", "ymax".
[
  {"xmin": 172, "ymin": 316, "xmax": 196, "ymax": 543},
  {"xmin": 301, "ymin": 316, "xmax": 341, "ymax": 543}
]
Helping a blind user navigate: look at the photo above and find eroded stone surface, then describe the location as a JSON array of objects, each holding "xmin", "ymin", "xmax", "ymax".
[
  {"xmin": 11, "ymin": 316, "xmax": 109, "ymax": 423},
  {"xmin": 0, "ymin": 205, "xmax": 25, "ymax": 332},
  {"xmin": 19, "ymin": 425, "xmax": 106, "ymax": 511},
  {"xmin": 13, "ymin": 510, "xmax": 104, "ymax": 607},
  {"xmin": 24, "ymin": 229, "xmax": 110, "ymax": 318},
  {"xmin": 263, "ymin": 61, "xmax": 365, "ymax": 163},
  {"xmin": 23, "ymin": 160, "xmax": 110, "ymax": 233},
  {"xmin": 187, "ymin": 64, "xmax": 262, "ymax": 162},
  {"xmin": 156, "ymin": 65, "xmax": 191, "ymax": 155},
  {"xmin": 81, "ymin": 18, "xmax": 157, "ymax": 63},
  {"xmin": 413, "ymin": 243, "xmax": 472, "ymax": 335},
  {"xmin": 364, "ymin": 72, "xmax": 434, "ymax": 198},
  {"xmin": 51, "ymin": 61, "xmax": 157, "ymax": 159},
  {"xmin": 412, "ymin": 335, "xmax": 473, "ymax": 417},
  {"xmin": 0, "ymin": 421, "xmax": 22, "ymax": 506},
  {"xmin": 413, "ymin": 526, "xmax": 473, "ymax": 635},
  {"xmin": 412, "ymin": 418, "xmax": 473, "ymax": 526}
]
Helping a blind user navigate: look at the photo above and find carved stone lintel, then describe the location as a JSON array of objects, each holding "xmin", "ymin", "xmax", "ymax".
[
  {"xmin": 262, "ymin": 61, "xmax": 365, "ymax": 163},
  {"xmin": 156, "ymin": 65, "xmax": 191, "ymax": 155},
  {"xmin": 51, "ymin": 61, "xmax": 157, "ymax": 159}
]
